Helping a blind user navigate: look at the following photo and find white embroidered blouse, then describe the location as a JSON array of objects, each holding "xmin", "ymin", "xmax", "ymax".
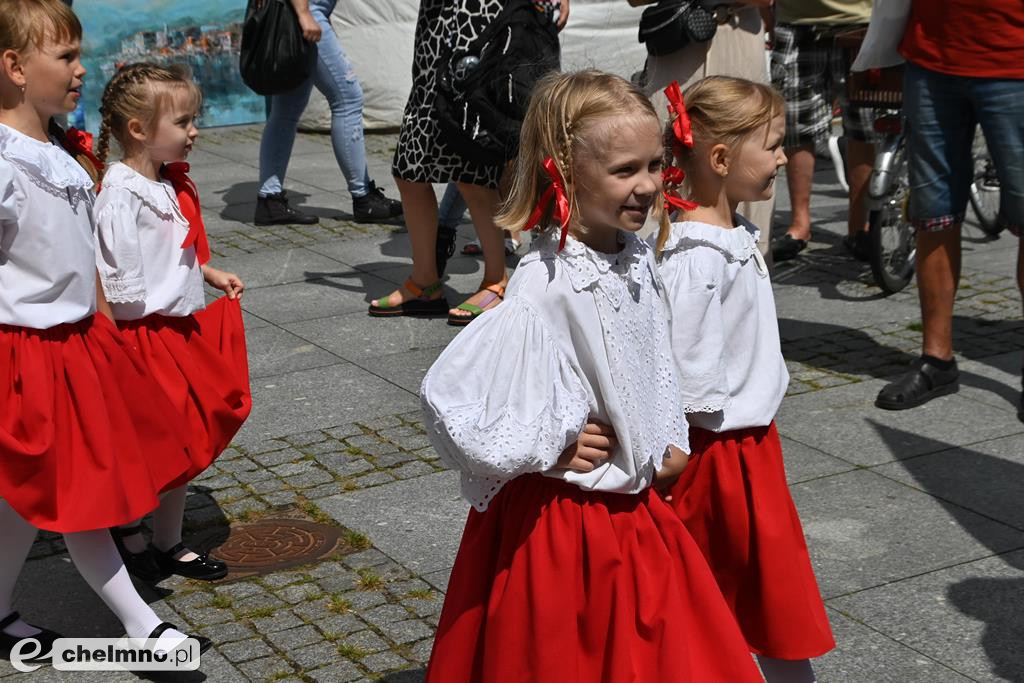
[
  {"xmin": 421, "ymin": 230, "xmax": 690, "ymax": 511},
  {"xmin": 0, "ymin": 122, "xmax": 97, "ymax": 329},
  {"xmin": 94, "ymin": 162, "xmax": 206, "ymax": 320},
  {"xmin": 656, "ymin": 216, "xmax": 789, "ymax": 432}
]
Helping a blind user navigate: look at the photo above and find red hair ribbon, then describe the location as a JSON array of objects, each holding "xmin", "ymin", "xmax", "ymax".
[
  {"xmin": 161, "ymin": 162, "xmax": 211, "ymax": 265},
  {"xmin": 662, "ymin": 165, "xmax": 697, "ymax": 213},
  {"xmin": 664, "ymin": 81, "xmax": 693, "ymax": 149},
  {"xmin": 63, "ymin": 127, "xmax": 105, "ymax": 186},
  {"xmin": 522, "ymin": 157, "xmax": 571, "ymax": 251}
]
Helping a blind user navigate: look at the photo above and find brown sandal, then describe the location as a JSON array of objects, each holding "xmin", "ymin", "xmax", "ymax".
[{"xmin": 447, "ymin": 282, "xmax": 505, "ymax": 327}]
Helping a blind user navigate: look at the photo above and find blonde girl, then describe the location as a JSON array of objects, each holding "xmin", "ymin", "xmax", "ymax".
[{"xmin": 419, "ymin": 70, "xmax": 761, "ymax": 682}]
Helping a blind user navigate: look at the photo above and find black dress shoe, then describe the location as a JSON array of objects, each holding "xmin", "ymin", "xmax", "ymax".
[
  {"xmin": 254, "ymin": 191, "xmax": 319, "ymax": 225},
  {"xmin": 843, "ymin": 231, "xmax": 871, "ymax": 262},
  {"xmin": 352, "ymin": 181, "xmax": 403, "ymax": 223},
  {"xmin": 876, "ymin": 357, "xmax": 959, "ymax": 410},
  {"xmin": 0, "ymin": 611, "xmax": 62, "ymax": 662},
  {"xmin": 771, "ymin": 233, "xmax": 808, "ymax": 262},
  {"xmin": 145, "ymin": 622, "xmax": 212, "ymax": 655},
  {"xmin": 111, "ymin": 525, "xmax": 163, "ymax": 582},
  {"xmin": 151, "ymin": 543, "xmax": 228, "ymax": 581}
]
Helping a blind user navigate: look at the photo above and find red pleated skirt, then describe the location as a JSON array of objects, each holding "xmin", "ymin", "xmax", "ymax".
[
  {"xmin": 426, "ymin": 474, "xmax": 763, "ymax": 683},
  {"xmin": 669, "ymin": 422, "xmax": 835, "ymax": 660},
  {"xmin": 117, "ymin": 297, "xmax": 251, "ymax": 481},
  {"xmin": 0, "ymin": 314, "xmax": 193, "ymax": 532}
]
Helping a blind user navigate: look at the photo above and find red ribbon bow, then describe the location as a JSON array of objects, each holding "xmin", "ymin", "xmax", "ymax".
[
  {"xmin": 161, "ymin": 162, "xmax": 211, "ymax": 265},
  {"xmin": 661, "ymin": 165, "xmax": 698, "ymax": 213},
  {"xmin": 522, "ymin": 157, "xmax": 571, "ymax": 251},
  {"xmin": 64, "ymin": 127, "xmax": 105, "ymax": 186},
  {"xmin": 664, "ymin": 81, "xmax": 694, "ymax": 149}
]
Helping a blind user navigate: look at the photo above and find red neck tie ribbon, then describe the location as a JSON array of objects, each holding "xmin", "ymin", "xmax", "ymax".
[
  {"xmin": 161, "ymin": 162, "xmax": 211, "ymax": 265},
  {"xmin": 522, "ymin": 157, "xmax": 571, "ymax": 251},
  {"xmin": 664, "ymin": 81, "xmax": 694, "ymax": 149}
]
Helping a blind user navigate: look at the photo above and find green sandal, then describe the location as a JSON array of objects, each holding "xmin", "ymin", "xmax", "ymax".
[
  {"xmin": 447, "ymin": 282, "xmax": 505, "ymax": 327},
  {"xmin": 368, "ymin": 278, "xmax": 448, "ymax": 318}
]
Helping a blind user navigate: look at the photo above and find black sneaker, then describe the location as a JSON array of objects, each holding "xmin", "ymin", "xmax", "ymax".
[
  {"xmin": 254, "ymin": 191, "xmax": 319, "ymax": 225},
  {"xmin": 353, "ymin": 181, "xmax": 403, "ymax": 224},
  {"xmin": 843, "ymin": 231, "xmax": 871, "ymax": 262}
]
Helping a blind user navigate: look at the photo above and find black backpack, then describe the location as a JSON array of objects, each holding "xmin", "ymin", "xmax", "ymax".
[
  {"xmin": 434, "ymin": 0, "xmax": 561, "ymax": 167},
  {"xmin": 240, "ymin": 0, "xmax": 318, "ymax": 95}
]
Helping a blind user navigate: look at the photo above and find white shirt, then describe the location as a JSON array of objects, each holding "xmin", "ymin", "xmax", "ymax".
[
  {"xmin": 94, "ymin": 162, "xmax": 206, "ymax": 320},
  {"xmin": 656, "ymin": 217, "xmax": 789, "ymax": 432},
  {"xmin": 421, "ymin": 231, "xmax": 690, "ymax": 511},
  {"xmin": 0, "ymin": 122, "xmax": 97, "ymax": 329}
]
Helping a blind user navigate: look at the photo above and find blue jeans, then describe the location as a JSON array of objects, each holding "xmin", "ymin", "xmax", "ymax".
[
  {"xmin": 258, "ymin": 0, "xmax": 370, "ymax": 198},
  {"xmin": 904, "ymin": 61, "xmax": 1024, "ymax": 234},
  {"xmin": 438, "ymin": 183, "xmax": 467, "ymax": 230}
]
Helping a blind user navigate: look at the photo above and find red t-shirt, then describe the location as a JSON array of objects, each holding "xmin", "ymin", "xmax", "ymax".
[{"xmin": 900, "ymin": 0, "xmax": 1024, "ymax": 79}]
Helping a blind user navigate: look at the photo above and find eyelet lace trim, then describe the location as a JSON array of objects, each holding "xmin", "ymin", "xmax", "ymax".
[
  {"xmin": 0, "ymin": 123, "xmax": 94, "ymax": 210},
  {"xmin": 102, "ymin": 163, "xmax": 190, "ymax": 228},
  {"xmin": 530, "ymin": 231, "xmax": 652, "ymax": 310},
  {"xmin": 661, "ymin": 220, "xmax": 763, "ymax": 265}
]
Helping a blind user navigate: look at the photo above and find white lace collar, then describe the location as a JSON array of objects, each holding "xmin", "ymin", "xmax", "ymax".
[
  {"xmin": 532, "ymin": 230, "xmax": 651, "ymax": 309},
  {"xmin": 661, "ymin": 216, "xmax": 767, "ymax": 276},
  {"xmin": 0, "ymin": 121, "xmax": 95, "ymax": 193},
  {"xmin": 101, "ymin": 162, "xmax": 189, "ymax": 227}
]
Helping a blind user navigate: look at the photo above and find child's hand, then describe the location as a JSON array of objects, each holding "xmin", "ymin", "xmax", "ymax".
[
  {"xmin": 202, "ymin": 265, "xmax": 245, "ymax": 300},
  {"xmin": 653, "ymin": 445, "xmax": 690, "ymax": 501},
  {"xmin": 556, "ymin": 421, "xmax": 617, "ymax": 473}
]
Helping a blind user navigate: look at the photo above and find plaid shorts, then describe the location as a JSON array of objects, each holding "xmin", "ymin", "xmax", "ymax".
[{"xmin": 771, "ymin": 23, "xmax": 875, "ymax": 148}]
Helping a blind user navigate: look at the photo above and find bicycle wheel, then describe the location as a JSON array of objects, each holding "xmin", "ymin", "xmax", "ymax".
[
  {"xmin": 969, "ymin": 129, "xmax": 1002, "ymax": 236},
  {"xmin": 869, "ymin": 145, "xmax": 916, "ymax": 294}
]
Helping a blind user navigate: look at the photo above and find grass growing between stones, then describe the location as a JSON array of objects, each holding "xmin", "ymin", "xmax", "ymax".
[{"xmin": 357, "ymin": 569, "xmax": 384, "ymax": 591}]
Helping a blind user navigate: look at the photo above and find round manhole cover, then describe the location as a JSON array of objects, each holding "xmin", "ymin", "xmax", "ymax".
[{"xmin": 201, "ymin": 519, "xmax": 342, "ymax": 579}]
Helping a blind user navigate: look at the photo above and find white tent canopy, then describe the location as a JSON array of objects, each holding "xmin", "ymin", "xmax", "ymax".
[{"xmin": 301, "ymin": 0, "xmax": 651, "ymax": 131}]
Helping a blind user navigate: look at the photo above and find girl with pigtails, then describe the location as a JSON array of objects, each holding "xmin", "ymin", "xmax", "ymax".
[{"xmin": 419, "ymin": 69, "xmax": 761, "ymax": 682}]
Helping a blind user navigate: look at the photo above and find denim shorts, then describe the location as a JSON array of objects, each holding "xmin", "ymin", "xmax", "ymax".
[{"xmin": 904, "ymin": 61, "xmax": 1024, "ymax": 234}]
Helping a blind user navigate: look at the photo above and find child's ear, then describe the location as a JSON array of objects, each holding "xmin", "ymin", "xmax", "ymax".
[
  {"xmin": 126, "ymin": 118, "xmax": 148, "ymax": 144},
  {"xmin": 709, "ymin": 143, "xmax": 730, "ymax": 178},
  {"xmin": 0, "ymin": 48, "xmax": 27, "ymax": 89}
]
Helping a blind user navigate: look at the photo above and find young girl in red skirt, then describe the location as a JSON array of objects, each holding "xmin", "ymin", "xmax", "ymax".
[
  {"xmin": 92, "ymin": 63, "xmax": 252, "ymax": 583},
  {"xmin": 420, "ymin": 70, "xmax": 762, "ymax": 683},
  {"xmin": 655, "ymin": 76, "xmax": 835, "ymax": 681},
  {"xmin": 0, "ymin": 0, "xmax": 211, "ymax": 659}
]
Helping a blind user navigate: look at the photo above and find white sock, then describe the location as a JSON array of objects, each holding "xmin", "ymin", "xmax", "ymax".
[
  {"xmin": 62, "ymin": 529, "xmax": 187, "ymax": 648},
  {"xmin": 152, "ymin": 486, "xmax": 196, "ymax": 561},
  {"xmin": 0, "ymin": 502, "xmax": 41, "ymax": 638},
  {"xmin": 756, "ymin": 656, "xmax": 817, "ymax": 683}
]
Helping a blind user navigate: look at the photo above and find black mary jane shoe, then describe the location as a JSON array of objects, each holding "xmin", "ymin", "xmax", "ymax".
[
  {"xmin": 145, "ymin": 622, "xmax": 212, "ymax": 656},
  {"xmin": 151, "ymin": 542, "xmax": 228, "ymax": 581},
  {"xmin": 111, "ymin": 524, "xmax": 164, "ymax": 582},
  {"xmin": 0, "ymin": 611, "xmax": 62, "ymax": 663},
  {"xmin": 875, "ymin": 356, "xmax": 960, "ymax": 410}
]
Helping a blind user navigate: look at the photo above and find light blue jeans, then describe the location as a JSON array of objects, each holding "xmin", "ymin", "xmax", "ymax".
[{"xmin": 258, "ymin": 0, "xmax": 370, "ymax": 198}]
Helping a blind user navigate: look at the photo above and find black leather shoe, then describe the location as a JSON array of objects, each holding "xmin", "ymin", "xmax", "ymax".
[
  {"xmin": 111, "ymin": 525, "xmax": 163, "ymax": 582},
  {"xmin": 0, "ymin": 611, "xmax": 62, "ymax": 662},
  {"xmin": 145, "ymin": 622, "xmax": 212, "ymax": 656},
  {"xmin": 151, "ymin": 543, "xmax": 228, "ymax": 581},
  {"xmin": 876, "ymin": 357, "xmax": 959, "ymax": 410},
  {"xmin": 771, "ymin": 233, "xmax": 808, "ymax": 262},
  {"xmin": 254, "ymin": 191, "xmax": 319, "ymax": 225},
  {"xmin": 843, "ymin": 231, "xmax": 871, "ymax": 262},
  {"xmin": 352, "ymin": 181, "xmax": 403, "ymax": 224}
]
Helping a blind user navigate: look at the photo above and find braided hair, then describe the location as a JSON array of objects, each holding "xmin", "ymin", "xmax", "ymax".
[{"xmin": 96, "ymin": 62, "xmax": 202, "ymax": 179}]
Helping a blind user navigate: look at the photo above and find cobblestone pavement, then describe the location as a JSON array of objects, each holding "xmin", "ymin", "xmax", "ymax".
[{"xmin": 4, "ymin": 126, "xmax": 1024, "ymax": 682}]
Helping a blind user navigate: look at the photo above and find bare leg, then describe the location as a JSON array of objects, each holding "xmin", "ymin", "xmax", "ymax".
[
  {"xmin": 783, "ymin": 144, "xmax": 816, "ymax": 241},
  {"xmin": 371, "ymin": 179, "xmax": 442, "ymax": 307},
  {"xmin": 846, "ymin": 139, "xmax": 874, "ymax": 236},
  {"xmin": 917, "ymin": 225, "xmax": 962, "ymax": 360},
  {"xmin": 451, "ymin": 182, "xmax": 508, "ymax": 319}
]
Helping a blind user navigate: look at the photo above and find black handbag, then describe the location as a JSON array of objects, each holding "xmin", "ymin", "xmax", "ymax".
[
  {"xmin": 638, "ymin": 0, "xmax": 718, "ymax": 57},
  {"xmin": 433, "ymin": 0, "xmax": 561, "ymax": 166},
  {"xmin": 239, "ymin": 0, "xmax": 318, "ymax": 95}
]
